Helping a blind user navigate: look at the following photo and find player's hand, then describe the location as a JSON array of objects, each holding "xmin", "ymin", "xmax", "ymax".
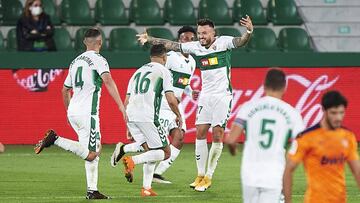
[
  {"xmin": 136, "ymin": 29, "xmax": 149, "ymax": 45},
  {"xmin": 192, "ymin": 90, "xmax": 200, "ymax": 101},
  {"xmin": 240, "ymin": 15, "xmax": 253, "ymax": 33},
  {"xmin": 228, "ymin": 143, "xmax": 238, "ymax": 156},
  {"xmin": 176, "ymin": 116, "xmax": 183, "ymax": 130}
]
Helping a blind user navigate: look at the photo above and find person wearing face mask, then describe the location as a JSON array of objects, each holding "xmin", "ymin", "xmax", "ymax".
[{"xmin": 16, "ymin": 0, "xmax": 56, "ymax": 51}]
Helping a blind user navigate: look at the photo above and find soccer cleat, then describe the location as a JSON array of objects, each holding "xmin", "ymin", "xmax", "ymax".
[
  {"xmin": 122, "ymin": 156, "xmax": 135, "ymax": 183},
  {"xmin": 152, "ymin": 174, "xmax": 172, "ymax": 184},
  {"xmin": 189, "ymin": 176, "xmax": 204, "ymax": 189},
  {"xmin": 34, "ymin": 129, "xmax": 58, "ymax": 154},
  {"xmin": 194, "ymin": 176, "xmax": 211, "ymax": 192},
  {"xmin": 86, "ymin": 190, "xmax": 111, "ymax": 199},
  {"xmin": 141, "ymin": 187, "xmax": 157, "ymax": 197},
  {"xmin": 110, "ymin": 142, "xmax": 125, "ymax": 167}
]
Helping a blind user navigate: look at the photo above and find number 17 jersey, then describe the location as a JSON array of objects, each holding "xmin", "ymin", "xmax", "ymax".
[{"xmin": 234, "ymin": 96, "xmax": 305, "ymax": 189}]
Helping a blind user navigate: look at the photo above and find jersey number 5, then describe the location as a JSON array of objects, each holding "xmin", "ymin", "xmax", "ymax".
[
  {"xmin": 259, "ymin": 119, "xmax": 275, "ymax": 149},
  {"xmin": 134, "ymin": 71, "xmax": 151, "ymax": 94}
]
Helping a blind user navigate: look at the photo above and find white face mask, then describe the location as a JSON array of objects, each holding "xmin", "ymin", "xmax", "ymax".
[{"xmin": 30, "ymin": 6, "xmax": 42, "ymax": 16}]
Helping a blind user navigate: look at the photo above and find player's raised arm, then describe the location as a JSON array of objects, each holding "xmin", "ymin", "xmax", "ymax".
[
  {"xmin": 137, "ymin": 30, "xmax": 181, "ymax": 52},
  {"xmin": 232, "ymin": 15, "xmax": 254, "ymax": 48}
]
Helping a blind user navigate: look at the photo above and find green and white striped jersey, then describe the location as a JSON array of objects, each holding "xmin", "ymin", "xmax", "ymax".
[
  {"xmin": 64, "ymin": 50, "xmax": 109, "ymax": 116},
  {"xmin": 126, "ymin": 62, "xmax": 174, "ymax": 123},
  {"xmin": 180, "ymin": 36, "xmax": 235, "ymax": 95}
]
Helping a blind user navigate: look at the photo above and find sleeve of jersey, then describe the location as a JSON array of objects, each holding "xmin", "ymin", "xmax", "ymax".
[
  {"xmin": 95, "ymin": 57, "xmax": 110, "ymax": 76},
  {"xmin": 233, "ymin": 104, "xmax": 247, "ymax": 129},
  {"xmin": 180, "ymin": 42, "xmax": 197, "ymax": 54},
  {"xmin": 287, "ymin": 136, "xmax": 308, "ymax": 163},
  {"xmin": 163, "ymin": 69, "xmax": 174, "ymax": 93},
  {"xmin": 347, "ymin": 133, "xmax": 359, "ymax": 161},
  {"xmin": 292, "ymin": 113, "xmax": 305, "ymax": 139},
  {"xmin": 63, "ymin": 72, "xmax": 72, "ymax": 88},
  {"xmin": 220, "ymin": 36, "xmax": 235, "ymax": 50}
]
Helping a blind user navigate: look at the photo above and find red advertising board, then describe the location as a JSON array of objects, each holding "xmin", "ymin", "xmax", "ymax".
[{"xmin": 0, "ymin": 67, "xmax": 359, "ymax": 144}]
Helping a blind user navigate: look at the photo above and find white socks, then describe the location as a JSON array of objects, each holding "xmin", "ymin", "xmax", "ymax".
[
  {"xmin": 206, "ymin": 142, "xmax": 223, "ymax": 179},
  {"xmin": 85, "ymin": 156, "xmax": 99, "ymax": 191},
  {"xmin": 195, "ymin": 139, "xmax": 208, "ymax": 176},
  {"xmin": 123, "ymin": 142, "xmax": 144, "ymax": 153},
  {"xmin": 132, "ymin": 149, "xmax": 165, "ymax": 165},
  {"xmin": 154, "ymin": 145, "xmax": 181, "ymax": 175},
  {"xmin": 54, "ymin": 137, "xmax": 89, "ymax": 160},
  {"xmin": 143, "ymin": 162, "xmax": 156, "ymax": 189}
]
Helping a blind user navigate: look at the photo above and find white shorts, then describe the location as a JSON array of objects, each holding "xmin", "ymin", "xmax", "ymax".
[
  {"xmin": 68, "ymin": 115, "xmax": 101, "ymax": 152},
  {"xmin": 195, "ymin": 94, "xmax": 232, "ymax": 127},
  {"xmin": 242, "ymin": 185, "xmax": 282, "ymax": 203},
  {"xmin": 127, "ymin": 122, "xmax": 169, "ymax": 149},
  {"xmin": 159, "ymin": 105, "xmax": 186, "ymax": 135}
]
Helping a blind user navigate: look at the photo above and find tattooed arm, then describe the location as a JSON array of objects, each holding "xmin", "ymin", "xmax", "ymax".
[
  {"xmin": 232, "ymin": 15, "xmax": 254, "ymax": 48},
  {"xmin": 137, "ymin": 31, "xmax": 181, "ymax": 52}
]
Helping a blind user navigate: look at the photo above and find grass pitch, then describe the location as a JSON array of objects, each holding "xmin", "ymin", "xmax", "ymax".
[{"xmin": 0, "ymin": 144, "xmax": 359, "ymax": 203}]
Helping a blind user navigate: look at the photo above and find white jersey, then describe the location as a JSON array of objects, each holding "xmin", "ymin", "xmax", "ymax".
[
  {"xmin": 234, "ymin": 96, "xmax": 305, "ymax": 189},
  {"xmin": 180, "ymin": 36, "xmax": 235, "ymax": 95},
  {"xmin": 64, "ymin": 50, "xmax": 110, "ymax": 116},
  {"xmin": 160, "ymin": 51, "xmax": 196, "ymax": 111},
  {"xmin": 126, "ymin": 62, "xmax": 174, "ymax": 123}
]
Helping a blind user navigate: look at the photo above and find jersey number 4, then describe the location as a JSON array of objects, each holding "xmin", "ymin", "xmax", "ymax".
[
  {"xmin": 75, "ymin": 66, "xmax": 84, "ymax": 89},
  {"xmin": 259, "ymin": 119, "xmax": 275, "ymax": 149},
  {"xmin": 133, "ymin": 71, "xmax": 151, "ymax": 94}
]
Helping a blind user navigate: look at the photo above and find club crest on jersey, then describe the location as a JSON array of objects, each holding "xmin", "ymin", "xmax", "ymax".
[{"xmin": 200, "ymin": 57, "xmax": 218, "ymax": 66}]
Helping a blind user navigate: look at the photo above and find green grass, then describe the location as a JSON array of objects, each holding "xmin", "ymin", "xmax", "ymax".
[{"xmin": 0, "ymin": 144, "xmax": 359, "ymax": 203}]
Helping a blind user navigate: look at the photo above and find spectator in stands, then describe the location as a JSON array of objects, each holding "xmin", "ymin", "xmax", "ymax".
[{"xmin": 16, "ymin": 0, "xmax": 56, "ymax": 51}]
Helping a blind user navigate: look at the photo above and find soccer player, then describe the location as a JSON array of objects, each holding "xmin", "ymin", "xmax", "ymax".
[
  {"xmin": 34, "ymin": 28, "xmax": 126, "ymax": 199},
  {"xmin": 137, "ymin": 16, "xmax": 253, "ymax": 192},
  {"xmin": 225, "ymin": 68, "xmax": 305, "ymax": 203},
  {"xmin": 283, "ymin": 90, "xmax": 360, "ymax": 203},
  {"xmin": 121, "ymin": 44, "xmax": 183, "ymax": 196},
  {"xmin": 111, "ymin": 26, "xmax": 198, "ymax": 184}
]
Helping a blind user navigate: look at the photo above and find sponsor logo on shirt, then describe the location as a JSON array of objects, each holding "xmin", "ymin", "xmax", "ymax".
[
  {"xmin": 177, "ymin": 77, "xmax": 190, "ymax": 86},
  {"xmin": 320, "ymin": 154, "xmax": 346, "ymax": 165},
  {"xmin": 200, "ymin": 57, "xmax": 218, "ymax": 66}
]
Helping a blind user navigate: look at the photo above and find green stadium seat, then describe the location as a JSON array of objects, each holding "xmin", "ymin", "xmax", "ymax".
[
  {"xmin": 278, "ymin": 28, "xmax": 313, "ymax": 52},
  {"xmin": 233, "ymin": 0, "xmax": 267, "ymax": 25},
  {"xmin": 215, "ymin": 27, "xmax": 241, "ymax": 37},
  {"xmin": 267, "ymin": 0, "xmax": 302, "ymax": 25},
  {"xmin": 42, "ymin": 0, "xmax": 60, "ymax": 25},
  {"xmin": 53, "ymin": 28, "xmax": 72, "ymax": 51},
  {"xmin": 147, "ymin": 28, "xmax": 174, "ymax": 40},
  {"xmin": 1, "ymin": 0, "xmax": 23, "ymax": 25},
  {"xmin": 74, "ymin": 28, "xmax": 107, "ymax": 52},
  {"xmin": 198, "ymin": 0, "xmax": 232, "ymax": 25},
  {"xmin": 60, "ymin": 0, "xmax": 94, "ymax": 25},
  {"xmin": 247, "ymin": 28, "xmax": 279, "ymax": 52},
  {"xmin": 0, "ymin": 31, "xmax": 4, "ymax": 51},
  {"xmin": 130, "ymin": 0, "xmax": 164, "ymax": 25},
  {"xmin": 95, "ymin": 0, "xmax": 129, "ymax": 25},
  {"xmin": 164, "ymin": 0, "xmax": 196, "ymax": 25},
  {"xmin": 6, "ymin": 28, "xmax": 17, "ymax": 51},
  {"xmin": 109, "ymin": 28, "xmax": 142, "ymax": 51}
]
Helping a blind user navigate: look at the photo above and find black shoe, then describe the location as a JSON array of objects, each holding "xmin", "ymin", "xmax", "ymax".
[
  {"xmin": 152, "ymin": 174, "xmax": 172, "ymax": 184},
  {"xmin": 34, "ymin": 129, "xmax": 58, "ymax": 154},
  {"xmin": 86, "ymin": 191, "xmax": 111, "ymax": 199}
]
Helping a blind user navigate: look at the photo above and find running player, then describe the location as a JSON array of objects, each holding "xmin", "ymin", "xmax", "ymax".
[
  {"xmin": 121, "ymin": 44, "xmax": 183, "ymax": 196},
  {"xmin": 283, "ymin": 90, "xmax": 360, "ymax": 203},
  {"xmin": 111, "ymin": 26, "xmax": 198, "ymax": 184},
  {"xmin": 137, "ymin": 16, "xmax": 253, "ymax": 192},
  {"xmin": 225, "ymin": 68, "xmax": 305, "ymax": 203},
  {"xmin": 34, "ymin": 28, "xmax": 126, "ymax": 199}
]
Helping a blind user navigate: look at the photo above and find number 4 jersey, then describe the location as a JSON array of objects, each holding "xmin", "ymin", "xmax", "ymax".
[
  {"xmin": 64, "ymin": 50, "xmax": 110, "ymax": 116},
  {"xmin": 234, "ymin": 96, "xmax": 305, "ymax": 189}
]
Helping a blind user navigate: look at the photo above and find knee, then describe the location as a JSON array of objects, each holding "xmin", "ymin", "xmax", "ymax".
[
  {"xmin": 86, "ymin": 151, "xmax": 99, "ymax": 161},
  {"xmin": 196, "ymin": 125, "xmax": 210, "ymax": 139},
  {"xmin": 212, "ymin": 126, "xmax": 224, "ymax": 142},
  {"xmin": 171, "ymin": 129, "xmax": 184, "ymax": 148},
  {"xmin": 163, "ymin": 147, "xmax": 171, "ymax": 160}
]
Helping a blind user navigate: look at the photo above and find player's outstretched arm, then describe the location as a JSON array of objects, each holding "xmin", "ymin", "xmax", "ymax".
[
  {"xmin": 61, "ymin": 86, "xmax": 72, "ymax": 110},
  {"xmin": 348, "ymin": 160, "xmax": 360, "ymax": 188},
  {"xmin": 165, "ymin": 92, "xmax": 183, "ymax": 129},
  {"xmin": 283, "ymin": 158, "xmax": 298, "ymax": 203},
  {"xmin": 224, "ymin": 123, "xmax": 243, "ymax": 156},
  {"xmin": 101, "ymin": 73, "xmax": 127, "ymax": 122},
  {"xmin": 232, "ymin": 15, "xmax": 253, "ymax": 48},
  {"xmin": 136, "ymin": 31, "xmax": 181, "ymax": 52}
]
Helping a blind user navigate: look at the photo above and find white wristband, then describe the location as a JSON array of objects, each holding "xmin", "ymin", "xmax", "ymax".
[{"xmin": 247, "ymin": 29, "xmax": 253, "ymax": 34}]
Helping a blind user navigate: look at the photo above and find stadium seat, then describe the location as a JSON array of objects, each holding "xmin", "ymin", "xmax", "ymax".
[
  {"xmin": 278, "ymin": 28, "xmax": 313, "ymax": 52},
  {"xmin": 129, "ymin": 0, "xmax": 164, "ymax": 25},
  {"xmin": 53, "ymin": 28, "xmax": 72, "ymax": 51},
  {"xmin": 6, "ymin": 28, "xmax": 17, "ymax": 51},
  {"xmin": 95, "ymin": 0, "xmax": 129, "ymax": 25},
  {"xmin": 1, "ymin": 0, "xmax": 23, "ymax": 25},
  {"xmin": 198, "ymin": 0, "xmax": 232, "ymax": 25},
  {"xmin": 60, "ymin": 0, "xmax": 94, "ymax": 25},
  {"xmin": 74, "ymin": 28, "xmax": 107, "ymax": 52},
  {"xmin": 233, "ymin": 0, "xmax": 267, "ymax": 25},
  {"xmin": 0, "ymin": 31, "xmax": 4, "ymax": 51},
  {"xmin": 267, "ymin": 0, "xmax": 302, "ymax": 25},
  {"xmin": 215, "ymin": 27, "xmax": 241, "ymax": 37},
  {"xmin": 42, "ymin": 0, "xmax": 60, "ymax": 25},
  {"xmin": 109, "ymin": 28, "xmax": 142, "ymax": 51},
  {"xmin": 147, "ymin": 28, "xmax": 174, "ymax": 40},
  {"xmin": 164, "ymin": 0, "xmax": 196, "ymax": 25},
  {"xmin": 247, "ymin": 28, "xmax": 279, "ymax": 51}
]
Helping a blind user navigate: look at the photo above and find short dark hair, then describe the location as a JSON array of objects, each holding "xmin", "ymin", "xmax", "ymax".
[
  {"xmin": 150, "ymin": 44, "xmax": 167, "ymax": 57},
  {"xmin": 264, "ymin": 68, "xmax": 286, "ymax": 90},
  {"xmin": 197, "ymin": 18, "xmax": 215, "ymax": 28},
  {"xmin": 321, "ymin": 90, "xmax": 348, "ymax": 110},
  {"xmin": 84, "ymin": 28, "xmax": 101, "ymax": 39},
  {"xmin": 178, "ymin": 26, "xmax": 196, "ymax": 39}
]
